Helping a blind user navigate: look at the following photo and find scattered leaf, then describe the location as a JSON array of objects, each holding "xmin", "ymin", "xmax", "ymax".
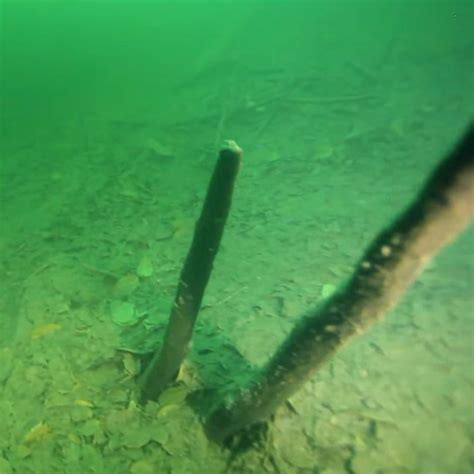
[
  {"xmin": 145, "ymin": 137, "xmax": 175, "ymax": 159},
  {"xmin": 78, "ymin": 419, "xmax": 102, "ymax": 438},
  {"xmin": 314, "ymin": 143, "xmax": 334, "ymax": 161},
  {"xmin": 23, "ymin": 422, "xmax": 51, "ymax": 444},
  {"xmin": 136, "ymin": 255, "xmax": 153, "ymax": 278},
  {"xmin": 113, "ymin": 274, "xmax": 139, "ymax": 298},
  {"xmin": 15, "ymin": 444, "xmax": 31, "ymax": 459},
  {"xmin": 157, "ymin": 404, "xmax": 180, "ymax": 417},
  {"xmin": 123, "ymin": 353, "xmax": 140, "ymax": 377},
  {"xmin": 110, "ymin": 301, "xmax": 138, "ymax": 326},
  {"xmin": 74, "ymin": 399, "xmax": 95, "ymax": 408},
  {"xmin": 31, "ymin": 323, "xmax": 61, "ymax": 339},
  {"xmin": 67, "ymin": 433, "xmax": 81, "ymax": 444},
  {"xmin": 130, "ymin": 459, "xmax": 156, "ymax": 474},
  {"xmin": 158, "ymin": 383, "xmax": 188, "ymax": 407},
  {"xmin": 70, "ymin": 405, "xmax": 93, "ymax": 422},
  {"xmin": 0, "ymin": 456, "xmax": 12, "ymax": 474}
]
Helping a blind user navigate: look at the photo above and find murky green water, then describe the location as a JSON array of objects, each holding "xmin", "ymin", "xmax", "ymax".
[{"xmin": 1, "ymin": 1, "xmax": 473, "ymax": 473}]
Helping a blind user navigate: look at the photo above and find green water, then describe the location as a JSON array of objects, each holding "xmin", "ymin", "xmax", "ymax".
[{"xmin": 1, "ymin": 1, "xmax": 473, "ymax": 473}]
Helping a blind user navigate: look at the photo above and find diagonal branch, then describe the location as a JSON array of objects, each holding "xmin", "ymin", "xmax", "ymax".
[{"xmin": 205, "ymin": 124, "xmax": 474, "ymax": 443}]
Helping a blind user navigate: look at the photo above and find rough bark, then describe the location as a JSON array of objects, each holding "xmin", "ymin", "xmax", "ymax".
[{"xmin": 206, "ymin": 124, "xmax": 474, "ymax": 443}]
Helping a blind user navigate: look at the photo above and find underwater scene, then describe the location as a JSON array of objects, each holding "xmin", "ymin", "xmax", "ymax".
[{"xmin": 1, "ymin": 1, "xmax": 473, "ymax": 473}]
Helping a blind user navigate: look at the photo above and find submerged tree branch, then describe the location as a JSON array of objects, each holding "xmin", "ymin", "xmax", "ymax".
[{"xmin": 205, "ymin": 124, "xmax": 474, "ymax": 443}]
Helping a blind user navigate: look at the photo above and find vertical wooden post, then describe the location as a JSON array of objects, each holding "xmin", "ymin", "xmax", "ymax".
[{"xmin": 140, "ymin": 141, "xmax": 242, "ymax": 402}]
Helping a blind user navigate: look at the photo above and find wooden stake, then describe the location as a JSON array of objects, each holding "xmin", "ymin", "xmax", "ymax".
[{"xmin": 139, "ymin": 141, "xmax": 242, "ymax": 402}]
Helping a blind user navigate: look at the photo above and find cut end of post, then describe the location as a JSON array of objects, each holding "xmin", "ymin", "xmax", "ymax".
[{"xmin": 220, "ymin": 139, "xmax": 243, "ymax": 156}]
